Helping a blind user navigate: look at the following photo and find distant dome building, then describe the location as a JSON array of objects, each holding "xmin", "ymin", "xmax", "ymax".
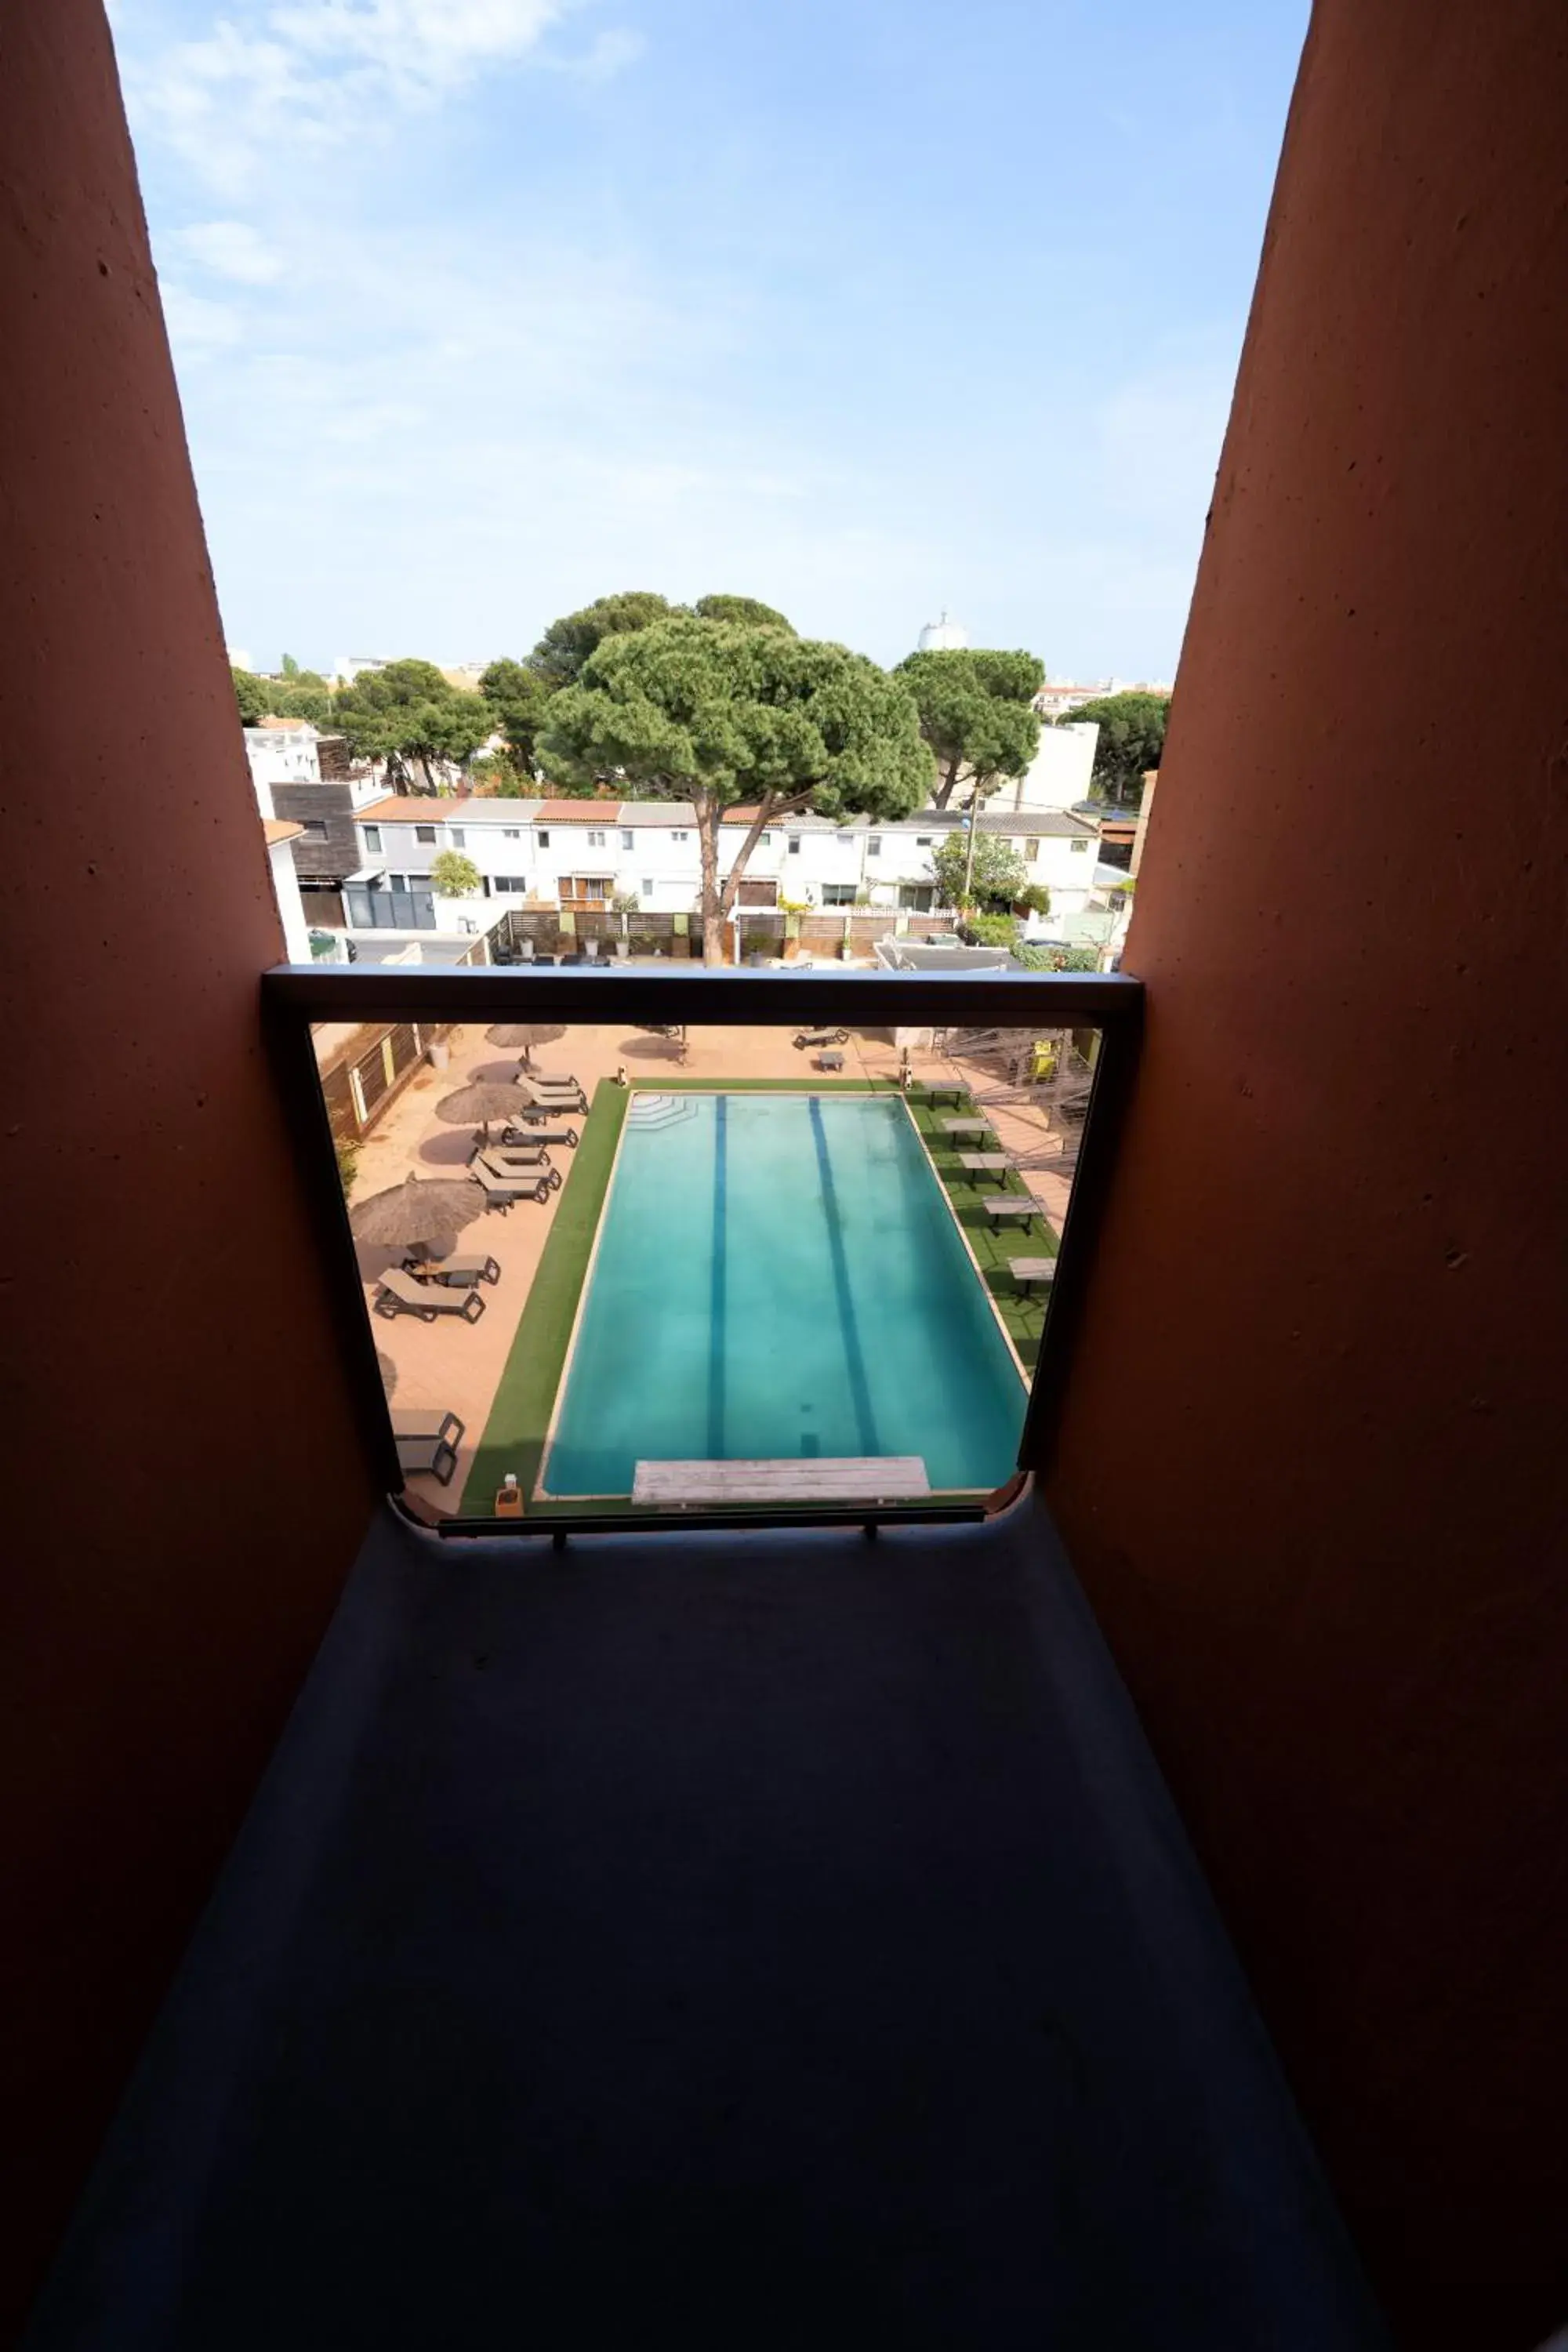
[{"xmin": 916, "ymin": 610, "xmax": 969, "ymax": 653}]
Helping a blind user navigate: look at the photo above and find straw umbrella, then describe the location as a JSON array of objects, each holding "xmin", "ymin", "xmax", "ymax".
[
  {"xmin": 349, "ymin": 1174, "xmax": 488, "ymax": 1260},
  {"xmin": 485, "ymin": 1022, "xmax": 565, "ymax": 1071},
  {"xmin": 434, "ymin": 1080, "xmax": 537, "ymax": 1149}
]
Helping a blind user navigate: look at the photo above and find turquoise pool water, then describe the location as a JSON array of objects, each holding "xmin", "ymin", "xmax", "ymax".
[{"xmin": 543, "ymin": 1093, "xmax": 1026, "ymax": 1497}]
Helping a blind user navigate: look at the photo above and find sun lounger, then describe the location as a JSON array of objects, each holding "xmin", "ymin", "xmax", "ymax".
[
  {"xmin": 957, "ymin": 1153, "xmax": 1014, "ymax": 1187},
  {"xmin": 373, "ymin": 1269, "xmax": 486, "ymax": 1323},
  {"xmin": 390, "ymin": 1407, "xmax": 465, "ymax": 1486},
  {"xmin": 794, "ymin": 1026, "xmax": 848, "ymax": 1049},
  {"xmin": 482, "ymin": 1147, "xmax": 561, "ymax": 1192},
  {"xmin": 1007, "ymin": 1257, "xmax": 1058, "ymax": 1296},
  {"xmin": 981, "ymin": 1195, "xmax": 1046, "ymax": 1233},
  {"xmin": 471, "ymin": 1156, "xmax": 551, "ymax": 1207},
  {"xmin": 515, "ymin": 1077, "xmax": 587, "ymax": 1112},
  {"xmin": 401, "ymin": 1253, "xmax": 500, "ymax": 1288},
  {"xmin": 472, "ymin": 1138, "xmax": 550, "ymax": 1169},
  {"xmin": 503, "ymin": 1120, "xmax": 579, "ymax": 1149}
]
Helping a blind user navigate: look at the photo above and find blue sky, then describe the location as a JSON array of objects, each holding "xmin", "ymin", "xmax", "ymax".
[{"xmin": 109, "ymin": 0, "xmax": 1308, "ymax": 678}]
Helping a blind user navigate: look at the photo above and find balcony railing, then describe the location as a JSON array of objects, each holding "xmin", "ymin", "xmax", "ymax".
[{"xmin": 265, "ymin": 964, "xmax": 1142, "ymax": 1537}]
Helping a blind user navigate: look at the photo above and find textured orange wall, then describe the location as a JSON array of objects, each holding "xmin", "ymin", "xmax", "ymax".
[
  {"xmin": 1045, "ymin": 4, "xmax": 1568, "ymax": 2345},
  {"xmin": 0, "ymin": 6, "xmax": 377, "ymax": 2330}
]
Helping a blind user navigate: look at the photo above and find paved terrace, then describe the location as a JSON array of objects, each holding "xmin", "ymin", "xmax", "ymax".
[{"xmin": 341, "ymin": 1017, "xmax": 1077, "ymax": 1511}]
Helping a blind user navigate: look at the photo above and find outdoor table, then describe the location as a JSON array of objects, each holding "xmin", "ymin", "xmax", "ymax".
[
  {"xmin": 924, "ymin": 1082, "xmax": 969, "ymax": 1105},
  {"xmin": 1007, "ymin": 1257, "xmax": 1058, "ymax": 1296},
  {"xmin": 940, "ymin": 1116, "xmax": 992, "ymax": 1136},
  {"xmin": 957, "ymin": 1154, "xmax": 1014, "ymax": 1186},
  {"xmin": 818, "ymin": 1051, "xmax": 845, "ymax": 1072},
  {"xmin": 982, "ymin": 1195, "xmax": 1046, "ymax": 1232}
]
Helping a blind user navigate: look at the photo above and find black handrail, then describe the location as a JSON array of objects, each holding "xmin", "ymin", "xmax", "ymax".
[{"xmin": 263, "ymin": 964, "xmax": 1143, "ymax": 1537}]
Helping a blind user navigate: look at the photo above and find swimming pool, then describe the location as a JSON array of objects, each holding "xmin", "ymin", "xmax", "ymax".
[{"xmin": 542, "ymin": 1092, "xmax": 1027, "ymax": 1497}]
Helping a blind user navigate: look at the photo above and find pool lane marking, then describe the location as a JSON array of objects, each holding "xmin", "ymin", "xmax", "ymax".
[
  {"xmin": 808, "ymin": 1095, "xmax": 880, "ymax": 1456},
  {"xmin": 706, "ymin": 1091, "xmax": 728, "ymax": 1457}
]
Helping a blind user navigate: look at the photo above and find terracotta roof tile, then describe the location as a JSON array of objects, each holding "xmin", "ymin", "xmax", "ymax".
[{"xmin": 355, "ymin": 797, "xmax": 462, "ymax": 822}]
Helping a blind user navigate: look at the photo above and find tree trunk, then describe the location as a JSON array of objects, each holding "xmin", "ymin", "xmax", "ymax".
[
  {"xmin": 931, "ymin": 753, "xmax": 964, "ymax": 811},
  {"xmin": 696, "ymin": 797, "xmax": 726, "ymax": 964},
  {"xmin": 714, "ymin": 788, "xmax": 820, "ymax": 945}
]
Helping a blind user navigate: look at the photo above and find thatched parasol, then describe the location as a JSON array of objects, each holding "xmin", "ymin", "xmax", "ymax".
[
  {"xmin": 350, "ymin": 1174, "xmax": 487, "ymax": 1252},
  {"xmin": 485, "ymin": 1022, "xmax": 566, "ymax": 1069},
  {"xmin": 434, "ymin": 1081, "xmax": 535, "ymax": 1142},
  {"xmin": 485, "ymin": 1023, "xmax": 566, "ymax": 1049}
]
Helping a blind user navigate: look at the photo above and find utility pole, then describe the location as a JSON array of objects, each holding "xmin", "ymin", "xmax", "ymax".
[{"xmin": 962, "ymin": 784, "xmax": 982, "ymax": 906}]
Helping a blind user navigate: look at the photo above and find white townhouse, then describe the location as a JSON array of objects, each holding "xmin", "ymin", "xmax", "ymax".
[{"xmin": 344, "ymin": 794, "xmax": 1104, "ymax": 938}]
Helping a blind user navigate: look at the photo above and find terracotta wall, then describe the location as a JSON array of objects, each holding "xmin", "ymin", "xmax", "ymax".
[
  {"xmin": 1044, "ymin": 3, "xmax": 1568, "ymax": 2345},
  {"xmin": 0, "ymin": 5, "xmax": 377, "ymax": 2331}
]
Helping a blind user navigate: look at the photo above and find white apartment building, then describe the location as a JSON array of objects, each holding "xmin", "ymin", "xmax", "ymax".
[
  {"xmin": 990, "ymin": 720, "xmax": 1098, "ymax": 813},
  {"xmin": 1035, "ymin": 677, "xmax": 1173, "ymax": 720},
  {"xmin": 346, "ymin": 796, "xmax": 1103, "ymax": 938}
]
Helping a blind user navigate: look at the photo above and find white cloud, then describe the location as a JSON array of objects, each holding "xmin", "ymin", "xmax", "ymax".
[
  {"xmin": 170, "ymin": 219, "xmax": 284, "ymax": 282},
  {"xmin": 556, "ymin": 25, "xmax": 644, "ymax": 81},
  {"xmin": 122, "ymin": 0, "xmax": 603, "ymax": 194}
]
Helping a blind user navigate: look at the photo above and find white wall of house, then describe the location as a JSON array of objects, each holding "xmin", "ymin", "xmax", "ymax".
[
  {"xmin": 345, "ymin": 799, "xmax": 1101, "ymax": 932},
  {"xmin": 244, "ymin": 723, "xmax": 321, "ymax": 787},
  {"xmin": 267, "ymin": 837, "xmax": 314, "ymax": 961}
]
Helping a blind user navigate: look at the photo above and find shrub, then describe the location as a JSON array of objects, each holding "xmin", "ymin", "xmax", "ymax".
[
  {"xmin": 336, "ymin": 1138, "xmax": 360, "ymax": 1197},
  {"xmin": 964, "ymin": 912, "xmax": 1021, "ymax": 947},
  {"xmin": 1016, "ymin": 942, "xmax": 1099, "ymax": 971}
]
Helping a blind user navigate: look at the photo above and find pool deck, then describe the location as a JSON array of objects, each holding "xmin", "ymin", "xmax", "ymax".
[{"xmin": 342, "ymin": 1018, "xmax": 1076, "ymax": 1513}]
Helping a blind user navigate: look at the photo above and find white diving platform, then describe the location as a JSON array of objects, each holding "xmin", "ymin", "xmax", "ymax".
[{"xmin": 633, "ymin": 1457, "xmax": 931, "ymax": 1507}]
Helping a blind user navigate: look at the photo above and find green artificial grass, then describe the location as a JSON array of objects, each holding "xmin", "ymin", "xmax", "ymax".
[
  {"xmin": 903, "ymin": 1095, "xmax": 1058, "ymax": 1371},
  {"xmin": 463, "ymin": 1080, "xmax": 629, "ymax": 1514}
]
